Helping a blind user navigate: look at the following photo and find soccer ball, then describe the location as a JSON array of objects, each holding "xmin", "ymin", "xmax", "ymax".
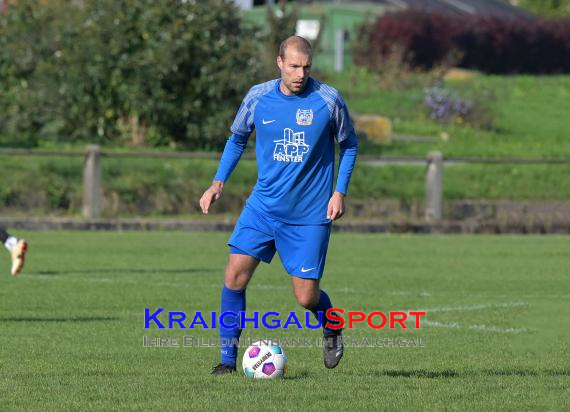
[{"xmin": 242, "ymin": 343, "xmax": 287, "ymax": 379}]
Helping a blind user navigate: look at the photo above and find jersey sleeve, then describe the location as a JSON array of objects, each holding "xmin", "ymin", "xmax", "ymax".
[
  {"xmin": 213, "ymin": 133, "xmax": 249, "ymax": 183},
  {"xmin": 230, "ymin": 80, "xmax": 277, "ymax": 137},
  {"xmin": 335, "ymin": 138, "xmax": 358, "ymax": 195},
  {"xmin": 213, "ymin": 87, "xmax": 256, "ymax": 183},
  {"xmin": 331, "ymin": 92, "xmax": 358, "ymax": 195},
  {"xmin": 230, "ymin": 91, "xmax": 256, "ymax": 138},
  {"xmin": 214, "ymin": 81, "xmax": 277, "ymax": 183},
  {"xmin": 331, "ymin": 92, "xmax": 357, "ymax": 144}
]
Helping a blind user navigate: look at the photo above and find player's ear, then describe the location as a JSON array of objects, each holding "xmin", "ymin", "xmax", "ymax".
[{"xmin": 277, "ymin": 55, "xmax": 283, "ymax": 70}]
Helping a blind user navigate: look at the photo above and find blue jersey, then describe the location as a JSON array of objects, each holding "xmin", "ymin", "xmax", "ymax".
[{"xmin": 215, "ymin": 78, "xmax": 358, "ymax": 225}]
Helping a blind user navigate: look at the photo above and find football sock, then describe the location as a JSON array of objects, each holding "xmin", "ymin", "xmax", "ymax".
[
  {"xmin": 0, "ymin": 228, "xmax": 9, "ymax": 245},
  {"xmin": 219, "ymin": 285, "xmax": 246, "ymax": 367},
  {"xmin": 311, "ymin": 290, "xmax": 342, "ymax": 334},
  {"xmin": 4, "ymin": 236, "xmax": 18, "ymax": 251}
]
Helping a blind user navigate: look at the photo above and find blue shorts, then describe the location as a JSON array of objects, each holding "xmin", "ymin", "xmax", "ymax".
[{"xmin": 228, "ymin": 206, "xmax": 332, "ymax": 279}]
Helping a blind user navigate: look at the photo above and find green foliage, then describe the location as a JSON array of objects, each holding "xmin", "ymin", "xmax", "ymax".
[
  {"xmin": 517, "ymin": 0, "xmax": 570, "ymax": 17},
  {"xmin": 0, "ymin": 0, "xmax": 58, "ymax": 145},
  {"xmin": 0, "ymin": 0, "xmax": 262, "ymax": 150},
  {"xmin": 258, "ymin": 2, "xmax": 299, "ymax": 80}
]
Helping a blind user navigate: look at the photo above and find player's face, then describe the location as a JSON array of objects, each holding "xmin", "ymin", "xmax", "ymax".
[{"xmin": 277, "ymin": 48, "xmax": 312, "ymax": 96}]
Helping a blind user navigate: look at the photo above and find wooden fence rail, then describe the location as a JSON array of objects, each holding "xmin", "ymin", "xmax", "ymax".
[{"xmin": 2, "ymin": 146, "xmax": 570, "ymax": 220}]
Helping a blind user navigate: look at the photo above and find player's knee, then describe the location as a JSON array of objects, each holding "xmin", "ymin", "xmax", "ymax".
[
  {"xmin": 224, "ymin": 267, "xmax": 250, "ymax": 290},
  {"xmin": 295, "ymin": 292, "xmax": 319, "ymax": 309},
  {"xmin": 224, "ymin": 275, "xmax": 246, "ymax": 290}
]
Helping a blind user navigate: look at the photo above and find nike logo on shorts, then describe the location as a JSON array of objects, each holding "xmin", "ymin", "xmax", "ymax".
[{"xmin": 301, "ymin": 267, "xmax": 316, "ymax": 273}]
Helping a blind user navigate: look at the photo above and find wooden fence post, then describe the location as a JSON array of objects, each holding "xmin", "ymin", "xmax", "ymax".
[
  {"xmin": 83, "ymin": 144, "xmax": 101, "ymax": 219},
  {"xmin": 425, "ymin": 151, "xmax": 443, "ymax": 222}
]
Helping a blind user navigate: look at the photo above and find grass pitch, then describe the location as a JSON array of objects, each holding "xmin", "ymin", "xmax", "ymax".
[{"xmin": 1, "ymin": 232, "xmax": 569, "ymax": 411}]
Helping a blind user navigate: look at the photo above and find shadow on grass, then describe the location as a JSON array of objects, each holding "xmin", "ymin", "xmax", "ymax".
[
  {"xmin": 379, "ymin": 369, "xmax": 461, "ymax": 378},
  {"xmin": 0, "ymin": 316, "xmax": 118, "ymax": 322},
  {"xmin": 484, "ymin": 369, "xmax": 570, "ymax": 377},
  {"xmin": 30, "ymin": 268, "xmax": 217, "ymax": 276},
  {"xmin": 374, "ymin": 368, "xmax": 569, "ymax": 378},
  {"xmin": 284, "ymin": 370, "xmax": 310, "ymax": 380}
]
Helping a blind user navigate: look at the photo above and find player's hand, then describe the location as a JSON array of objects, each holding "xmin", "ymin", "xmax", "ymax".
[
  {"xmin": 327, "ymin": 191, "xmax": 345, "ymax": 221},
  {"xmin": 199, "ymin": 181, "xmax": 224, "ymax": 214}
]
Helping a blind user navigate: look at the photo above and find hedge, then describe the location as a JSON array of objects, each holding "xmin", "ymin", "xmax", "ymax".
[{"xmin": 355, "ymin": 11, "xmax": 570, "ymax": 74}]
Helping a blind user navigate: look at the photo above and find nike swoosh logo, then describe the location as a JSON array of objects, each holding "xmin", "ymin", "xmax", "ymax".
[
  {"xmin": 301, "ymin": 267, "xmax": 315, "ymax": 273},
  {"xmin": 262, "ymin": 119, "xmax": 276, "ymax": 125}
]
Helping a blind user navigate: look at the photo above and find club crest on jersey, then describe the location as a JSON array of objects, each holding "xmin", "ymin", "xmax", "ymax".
[
  {"xmin": 296, "ymin": 109, "xmax": 313, "ymax": 126},
  {"xmin": 273, "ymin": 128, "xmax": 310, "ymax": 163}
]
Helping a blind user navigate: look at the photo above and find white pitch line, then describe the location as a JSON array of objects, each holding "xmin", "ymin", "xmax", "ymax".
[
  {"xmin": 23, "ymin": 276, "xmax": 568, "ymax": 301},
  {"xmin": 403, "ymin": 301, "xmax": 529, "ymax": 334},
  {"xmin": 419, "ymin": 319, "xmax": 528, "ymax": 334},
  {"xmin": 384, "ymin": 290, "xmax": 431, "ymax": 297},
  {"xmin": 406, "ymin": 301, "xmax": 528, "ymax": 314},
  {"xmin": 467, "ymin": 324, "xmax": 528, "ymax": 334}
]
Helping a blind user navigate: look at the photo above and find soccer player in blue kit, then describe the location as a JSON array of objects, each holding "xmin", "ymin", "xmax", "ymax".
[{"xmin": 200, "ymin": 36, "xmax": 358, "ymax": 375}]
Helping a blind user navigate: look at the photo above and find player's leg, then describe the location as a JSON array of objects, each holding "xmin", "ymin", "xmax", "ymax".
[
  {"xmin": 276, "ymin": 222, "xmax": 335, "ymax": 319},
  {"xmin": 275, "ymin": 224, "xmax": 344, "ymax": 368},
  {"xmin": 277, "ymin": 223, "xmax": 344, "ymax": 368},
  {"xmin": 212, "ymin": 253, "xmax": 259, "ymax": 375},
  {"xmin": 0, "ymin": 227, "xmax": 28, "ymax": 277},
  {"xmin": 291, "ymin": 275, "xmax": 344, "ymax": 369},
  {"xmin": 212, "ymin": 207, "xmax": 277, "ymax": 375},
  {"xmin": 290, "ymin": 277, "xmax": 320, "ymax": 309}
]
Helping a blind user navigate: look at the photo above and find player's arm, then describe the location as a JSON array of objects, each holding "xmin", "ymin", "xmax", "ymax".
[
  {"xmin": 327, "ymin": 94, "xmax": 358, "ymax": 221},
  {"xmin": 327, "ymin": 138, "xmax": 358, "ymax": 220},
  {"xmin": 200, "ymin": 133, "xmax": 249, "ymax": 214},
  {"xmin": 200, "ymin": 91, "xmax": 255, "ymax": 214}
]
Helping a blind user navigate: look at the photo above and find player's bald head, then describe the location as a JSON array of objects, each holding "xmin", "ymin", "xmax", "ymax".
[
  {"xmin": 276, "ymin": 36, "xmax": 312, "ymax": 96},
  {"xmin": 278, "ymin": 36, "xmax": 312, "ymax": 60}
]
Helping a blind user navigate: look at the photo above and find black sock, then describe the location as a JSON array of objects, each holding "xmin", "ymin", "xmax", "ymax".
[
  {"xmin": 310, "ymin": 290, "xmax": 342, "ymax": 334},
  {"xmin": 0, "ymin": 228, "xmax": 9, "ymax": 244}
]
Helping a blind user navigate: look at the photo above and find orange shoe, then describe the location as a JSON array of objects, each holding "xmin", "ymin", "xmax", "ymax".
[{"xmin": 10, "ymin": 239, "xmax": 27, "ymax": 277}]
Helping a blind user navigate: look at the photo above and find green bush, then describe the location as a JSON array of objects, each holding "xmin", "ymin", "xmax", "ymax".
[
  {"xmin": 355, "ymin": 10, "xmax": 570, "ymax": 74},
  {"xmin": 0, "ymin": 0, "xmax": 262, "ymax": 150}
]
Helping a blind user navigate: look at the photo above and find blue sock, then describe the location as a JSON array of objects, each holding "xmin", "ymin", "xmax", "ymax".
[
  {"xmin": 219, "ymin": 286, "xmax": 246, "ymax": 367},
  {"xmin": 310, "ymin": 290, "xmax": 341, "ymax": 334}
]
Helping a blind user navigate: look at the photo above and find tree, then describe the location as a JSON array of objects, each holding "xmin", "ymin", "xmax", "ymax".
[
  {"xmin": 0, "ymin": 0, "xmax": 263, "ymax": 150},
  {"xmin": 258, "ymin": 0, "xmax": 298, "ymax": 80}
]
